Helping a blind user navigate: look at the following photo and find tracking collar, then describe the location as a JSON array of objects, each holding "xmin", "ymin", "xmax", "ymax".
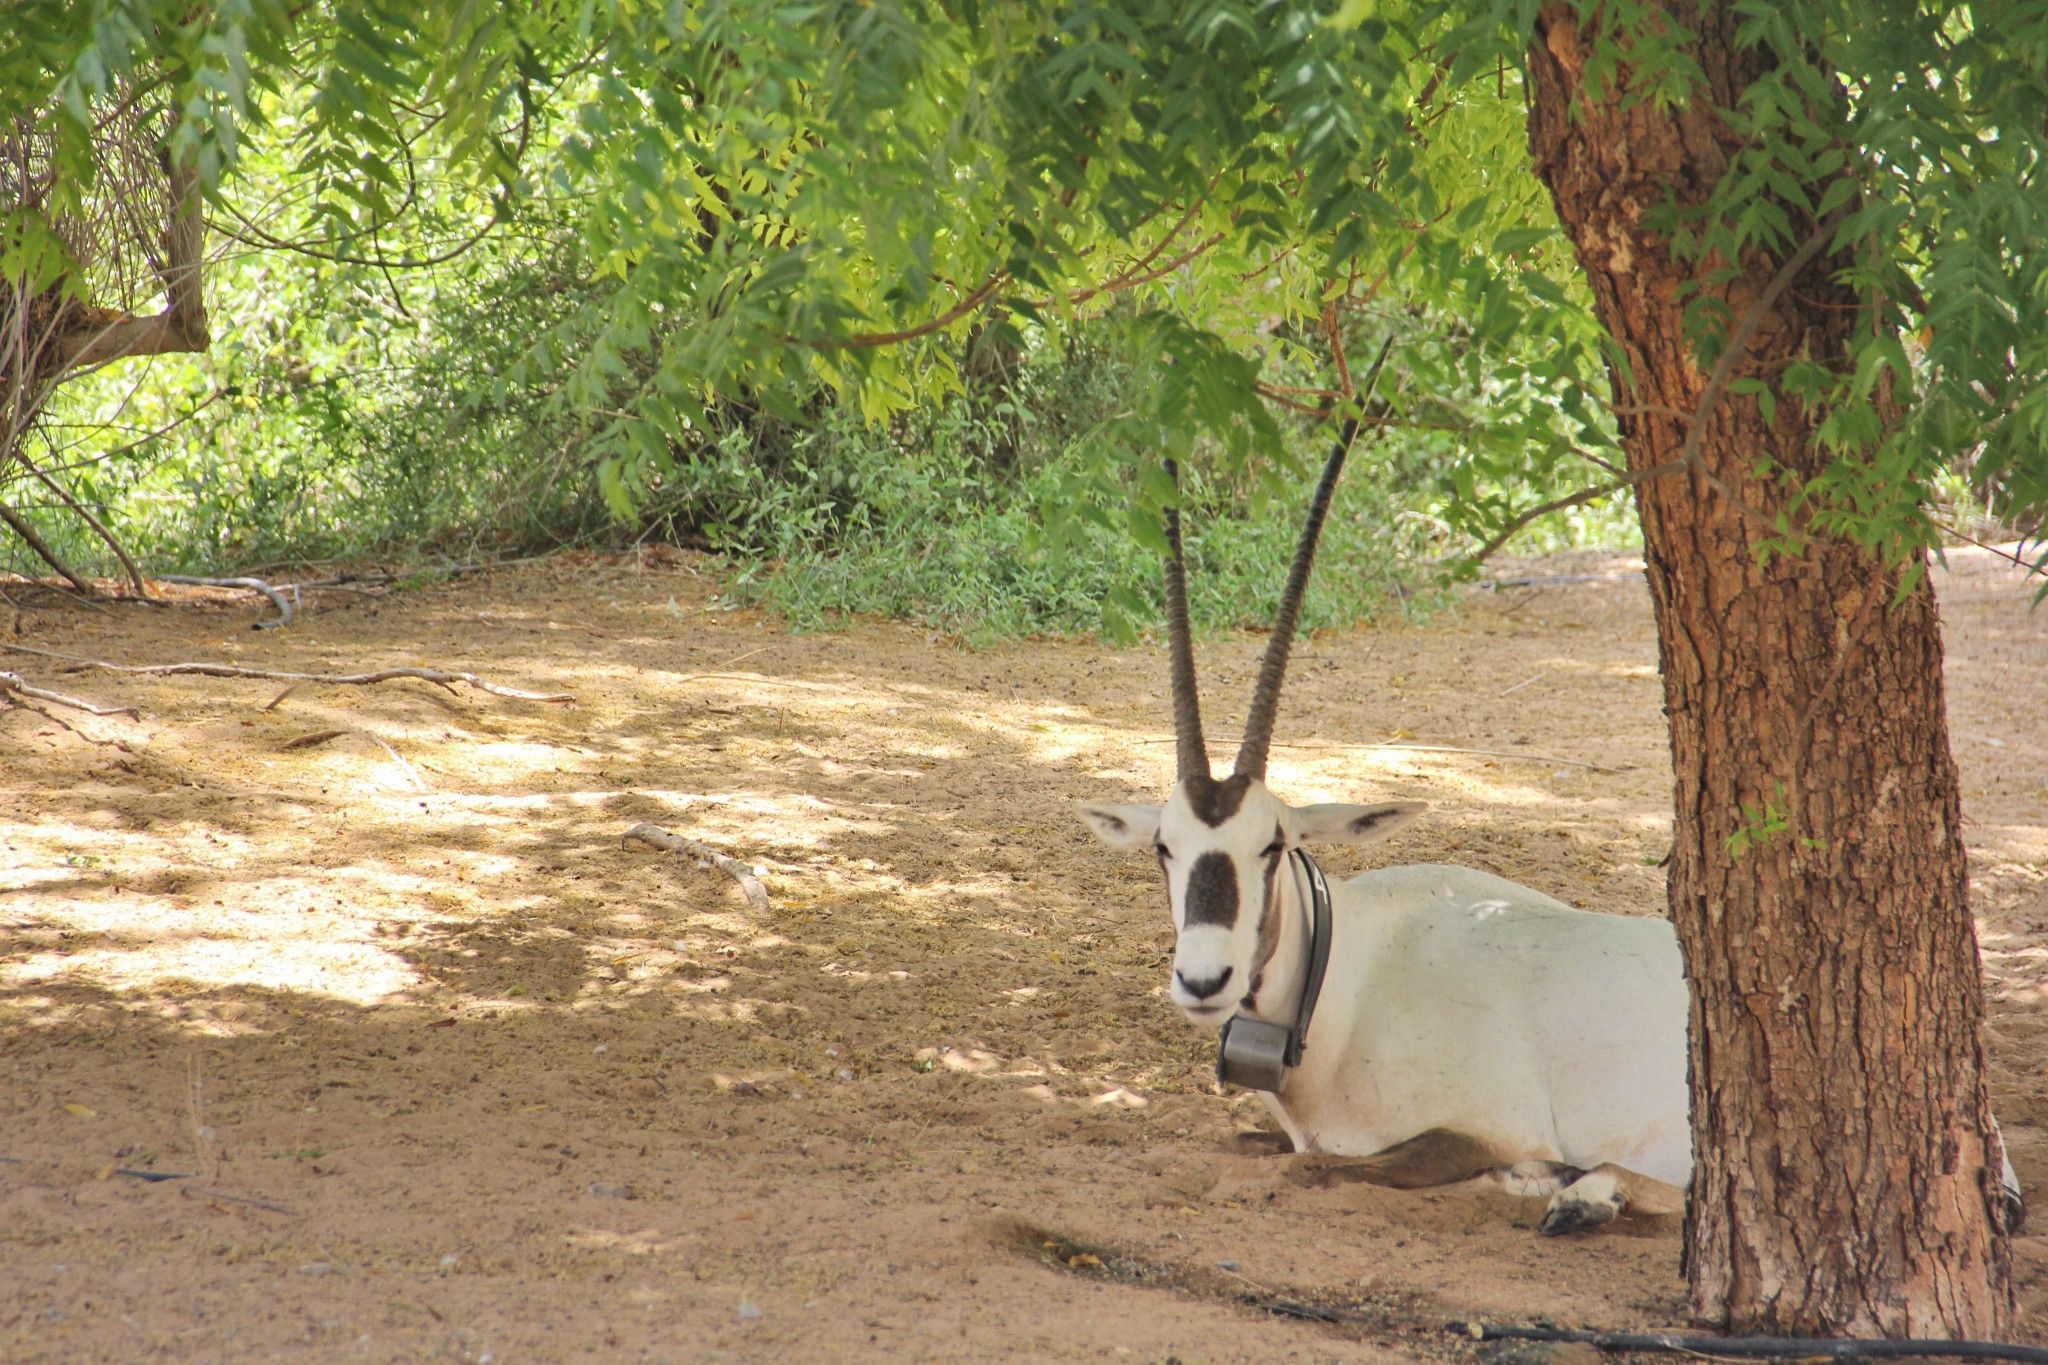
[{"xmin": 1215, "ymin": 848, "xmax": 1332, "ymax": 1093}]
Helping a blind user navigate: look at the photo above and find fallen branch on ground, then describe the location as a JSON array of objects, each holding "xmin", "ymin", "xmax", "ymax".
[
  {"xmin": 623, "ymin": 823, "xmax": 771, "ymax": 913},
  {"xmin": 0, "ymin": 670, "xmax": 139, "ymax": 718},
  {"xmin": 276, "ymin": 725, "xmax": 426, "ymax": 788},
  {"xmin": 362, "ymin": 729, "xmax": 426, "ymax": 791},
  {"xmin": 267, "ymin": 555, "xmax": 556, "ymax": 595},
  {"xmin": 0, "ymin": 643, "xmax": 573, "ymax": 703},
  {"xmin": 180, "ymin": 1186, "xmax": 301, "ymax": 1217},
  {"xmin": 155, "ymin": 575, "xmax": 295, "ymax": 627},
  {"xmin": 1449, "ymin": 1321, "xmax": 2048, "ymax": 1364}
]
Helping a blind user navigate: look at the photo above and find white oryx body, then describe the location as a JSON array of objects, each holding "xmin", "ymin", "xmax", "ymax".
[
  {"xmin": 1083, "ymin": 777, "xmax": 1692, "ymax": 1230},
  {"xmin": 1254, "ymin": 861, "xmax": 1688, "ymax": 1186},
  {"xmin": 1078, "ymin": 383, "xmax": 2023, "ymax": 1233}
]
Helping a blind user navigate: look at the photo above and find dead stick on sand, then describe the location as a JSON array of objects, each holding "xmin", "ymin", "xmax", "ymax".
[
  {"xmin": 362, "ymin": 729, "xmax": 427, "ymax": 792},
  {"xmin": 181, "ymin": 1186, "xmax": 301, "ymax": 1216},
  {"xmin": 0, "ymin": 670, "xmax": 140, "ymax": 718},
  {"xmin": 0, "ymin": 643, "xmax": 572, "ymax": 704},
  {"xmin": 623, "ymin": 823, "xmax": 772, "ymax": 914}
]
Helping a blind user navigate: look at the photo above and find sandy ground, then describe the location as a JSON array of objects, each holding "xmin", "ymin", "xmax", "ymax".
[{"xmin": 2, "ymin": 545, "xmax": 2044, "ymax": 1364}]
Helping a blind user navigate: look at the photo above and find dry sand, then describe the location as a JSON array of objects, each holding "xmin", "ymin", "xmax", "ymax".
[{"xmin": 2, "ymin": 545, "xmax": 2043, "ymax": 1362}]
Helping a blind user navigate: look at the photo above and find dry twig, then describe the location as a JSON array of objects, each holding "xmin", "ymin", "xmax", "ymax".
[
  {"xmin": 0, "ymin": 670, "xmax": 138, "ymax": 717},
  {"xmin": 180, "ymin": 1186, "xmax": 301, "ymax": 1217},
  {"xmin": 362, "ymin": 729, "xmax": 426, "ymax": 791},
  {"xmin": 623, "ymin": 823, "xmax": 772, "ymax": 914},
  {"xmin": 0, "ymin": 642, "xmax": 572, "ymax": 703}
]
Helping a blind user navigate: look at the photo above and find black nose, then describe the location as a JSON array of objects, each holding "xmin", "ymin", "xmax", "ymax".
[{"xmin": 1176, "ymin": 965, "xmax": 1234, "ymax": 1001}]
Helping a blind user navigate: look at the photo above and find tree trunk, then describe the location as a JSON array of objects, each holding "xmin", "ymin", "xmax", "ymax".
[{"xmin": 1525, "ymin": 3, "xmax": 2011, "ymax": 1338}]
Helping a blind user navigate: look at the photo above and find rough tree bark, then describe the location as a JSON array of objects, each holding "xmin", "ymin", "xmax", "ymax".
[{"xmin": 1525, "ymin": 3, "xmax": 2010, "ymax": 1339}]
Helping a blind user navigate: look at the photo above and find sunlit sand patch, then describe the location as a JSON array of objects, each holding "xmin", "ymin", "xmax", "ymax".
[
  {"xmin": 672, "ymin": 994, "xmax": 805, "ymax": 1025},
  {"xmin": 818, "ymin": 962, "xmax": 911, "ymax": 983},
  {"xmin": 561, "ymin": 1228, "xmax": 691, "ymax": 1256},
  {"xmin": 1974, "ymin": 831, "xmax": 2048, "ymax": 869},
  {"xmin": 3, "ymin": 935, "xmax": 416, "ymax": 1005}
]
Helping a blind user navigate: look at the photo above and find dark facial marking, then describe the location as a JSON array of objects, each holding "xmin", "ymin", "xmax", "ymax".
[
  {"xmin": 1183, "ymin": 774, "xmax": 1253, "ymax": 828},
  {"xmin": 1182, "ymin": 850, "xmax": 1240, "ymax": 928},
  {"xmin": 1243, "ymin": 849, "xmax": 1285, "ymax": 1006}
]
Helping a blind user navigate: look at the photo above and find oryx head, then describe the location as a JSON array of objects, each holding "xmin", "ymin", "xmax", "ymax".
[{"xmin": 1080, "ymin": 377, "xmax": 1420, "ymax": 1028}]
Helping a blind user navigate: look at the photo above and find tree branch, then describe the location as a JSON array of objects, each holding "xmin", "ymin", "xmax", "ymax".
[
  {"xmin": 1067, "ymin": 232, "xmax": 1224, "ymax": 304},
  {"xmin": 1475, "ymin": 210, "xmax": 1850, "ymax": 566},
  {"xmin": 1677, "ymin": 206, "xmax": 1849, "ymax": 480},
  {"xmin": 18, "ymin": 455, "xmax": 149, "ymax": 594},
  {"xmin": 0, "ymin": 497, "xmax": 96, "ymax": 595},
  {"xmin": 1061, "ymin": 197, "xmax": 1207, "ymax": 307},
  {"xmin": 0, "ymin": 671, "xmax": 138, "ymax": 718},
  {"xmin": 50, "ymin": 150, "xmax": 211, "ymax": 375},
  {"xmin": 1468, "ymin": 457, "xmax": 1692, "ymax": 566},
  {"xmin": 804, "ymin": 271, "xmax": 1009, "ymax": 350}
]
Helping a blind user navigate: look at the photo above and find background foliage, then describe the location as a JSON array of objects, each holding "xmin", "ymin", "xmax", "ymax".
[
  {"xmin": 4, "ymin": 0, "xmax": 1649, "ymax": 641},
  {"xmin": 4, "ymin": 0, "xmax": 2041, "ymax": 638}
]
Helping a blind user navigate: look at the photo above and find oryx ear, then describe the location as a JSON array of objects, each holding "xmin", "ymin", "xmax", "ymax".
[
  {"xmin": 1077, "ymin": 802, "xmax": 1162, "ymax": 851},
  {"xmin": 1292, "ymin": 801, "xmax": 1425, "ymax": 846}
]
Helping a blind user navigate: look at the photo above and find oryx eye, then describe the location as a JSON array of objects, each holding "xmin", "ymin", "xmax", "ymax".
[
  {"xmin": 1262, "ymin": 839, "xmax": 1285, "ymax": 858},
  {"xmin": 1154, "ymin": 843, "xmax": 1171, "ymax": 861}
]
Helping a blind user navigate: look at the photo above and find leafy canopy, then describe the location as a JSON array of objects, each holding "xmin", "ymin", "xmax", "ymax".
[{"xmin": 8, "ymin": 0, "xmax": 2047, "ymax": 595}]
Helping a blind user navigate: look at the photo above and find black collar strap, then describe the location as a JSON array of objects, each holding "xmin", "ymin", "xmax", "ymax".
[
  {"xmin": 1287, "ymin": 848, "xmax": 1334, "ymax": 1064},
  {"xmin": 1215, "ymin": 848, "xmax": 1333, "ymax": 1092}
]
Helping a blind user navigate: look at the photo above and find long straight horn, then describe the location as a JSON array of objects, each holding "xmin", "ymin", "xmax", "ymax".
[
  {"xmin": 1234, "ymin": 339, "xmax": 1394, "ymax": 780},
  {"xmin": 1161, "ymin": 458, "xmax": 1211, "ymax": 783}
]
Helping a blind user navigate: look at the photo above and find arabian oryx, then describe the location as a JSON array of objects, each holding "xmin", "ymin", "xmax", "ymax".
[{"xmin": 1079, "ymin": 402, "xmax": 2025, "ymax": 1235}]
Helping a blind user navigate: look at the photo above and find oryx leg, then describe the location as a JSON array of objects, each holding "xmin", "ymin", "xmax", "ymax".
[
  {"xmin": 1488, "ymin": 1160, "xmax": 1583, "ymax": 1199},
  {"xmin": 1287, "ymin": 1127, "xmax": 1499, "ymax": 1190},
  {"xmin": 1536, "ymin": 1163, "xmax": 1685, "ymax": 1236}
]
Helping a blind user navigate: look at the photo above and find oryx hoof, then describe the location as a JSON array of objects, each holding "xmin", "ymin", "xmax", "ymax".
[
  {"xmin": 1538, "ymin": 1199, "xmax": 1616, "ymax": 1237},
  {"xmin": 1538, "ymin": 1172, "xmax": 1624, "ymax": 1237}
]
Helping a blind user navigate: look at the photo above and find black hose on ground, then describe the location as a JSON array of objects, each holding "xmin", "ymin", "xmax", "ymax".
[{"xmin": 1449, "ymin": 1322, "xmax": 2048, "ymax": 1363}]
